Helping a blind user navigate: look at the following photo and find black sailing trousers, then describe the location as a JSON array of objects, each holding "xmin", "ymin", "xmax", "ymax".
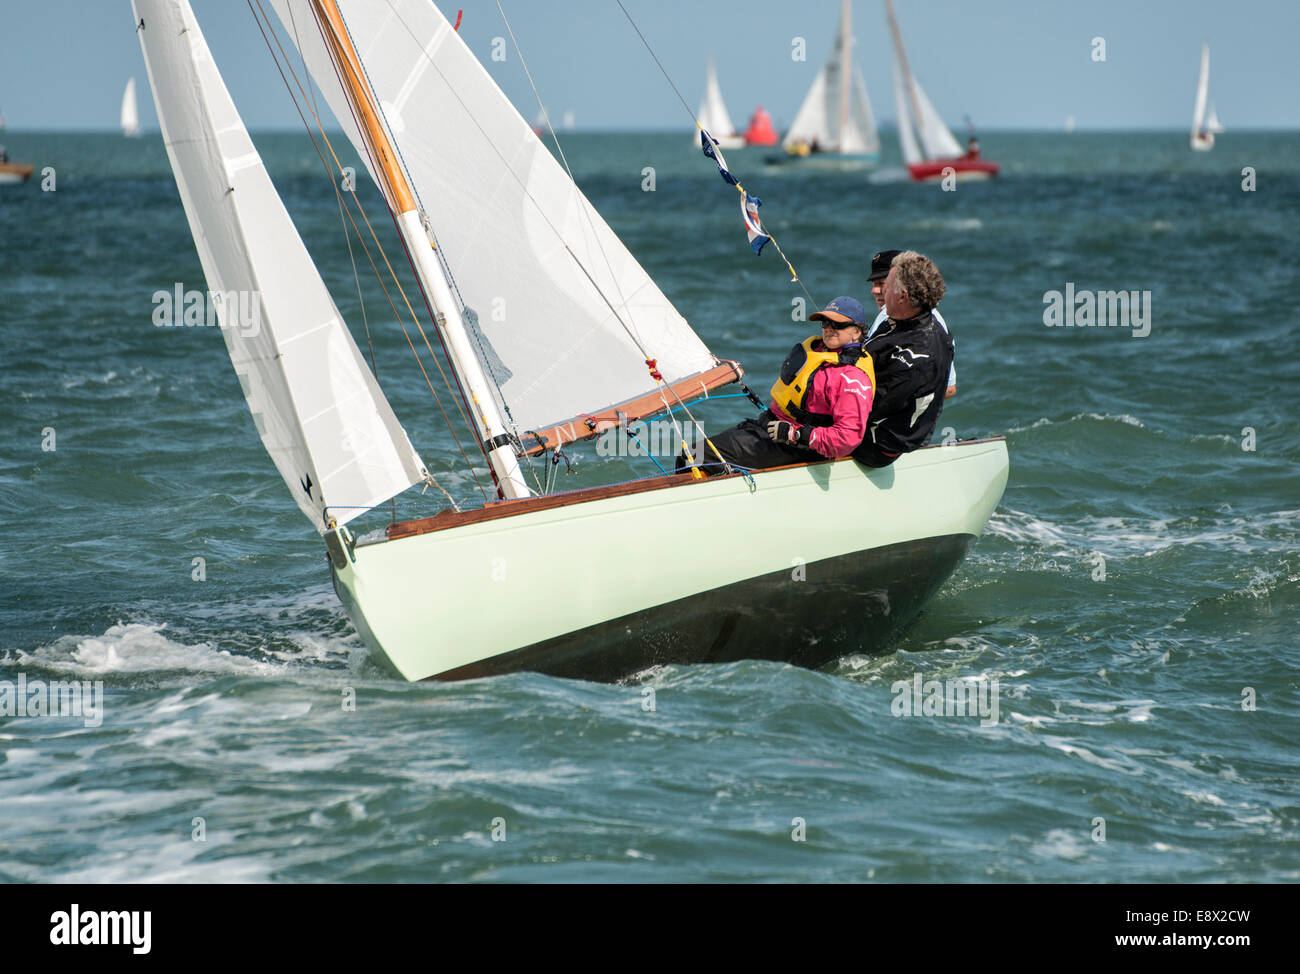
[{"xmin": 675, "ymin": 410, "xmax": 820, "ymax": 473}]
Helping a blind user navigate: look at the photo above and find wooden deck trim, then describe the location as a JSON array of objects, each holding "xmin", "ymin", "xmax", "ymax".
[
  {"xmin": 383, "ymin": 436, "xmax": 1006, "ymax": 543},
  {"xmin": 518, "ymin": 360, "xmax": 744, "ymax": 456}
]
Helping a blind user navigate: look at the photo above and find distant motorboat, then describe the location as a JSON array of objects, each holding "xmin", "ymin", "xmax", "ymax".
[
  {"xmin": 743, "ymin": 106, "xmax": 779, "ymax": 147},
  {"xmin": 695, "ymin": 55, "xmax": 744, "ymax": 150},
  {"xmin": 121, "ymin": 78, "xmax": 140, "ymax": 137},
  {"xmin": 1190, "ymin": 42, "xmax": 1223, "ymax": 151},
  {"xmin": 772, "ymin": 0, "xmax": 879, "ymax": 168},
  {"xmin": 885, "ymin": 0, "xmax": 998, "ymax": 182}
]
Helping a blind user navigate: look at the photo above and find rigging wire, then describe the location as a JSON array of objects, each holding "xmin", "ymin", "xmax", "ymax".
[
  {"xmin": 248, "ymin": 0, "xmax": 491, "ymax": 503},
  {"xmin": 485, "ymin": 1, "xmax": 743, "ymax": 478},
  {"xmin": 612, "ymin": 0, "xmax": 815, "ymax": 307}
]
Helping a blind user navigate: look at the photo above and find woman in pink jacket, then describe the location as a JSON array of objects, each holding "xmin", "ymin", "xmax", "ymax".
[{"xmin": 681, "ymin": 296, "xmax": 875, "ymax": 473}]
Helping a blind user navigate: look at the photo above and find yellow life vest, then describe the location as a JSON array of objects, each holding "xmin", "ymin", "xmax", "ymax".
[{"xmin": 769, "ymin": 336, "xmax": 875, "ymax": 427}]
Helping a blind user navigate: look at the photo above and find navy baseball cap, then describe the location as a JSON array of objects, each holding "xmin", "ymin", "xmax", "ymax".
[
  {"xmin": 809, "ymin": 295, "xmax": 867, "ymax": 327},
  {"xmin": 869, "ymin": 249, "xmax": 903, "ymax": 281}
]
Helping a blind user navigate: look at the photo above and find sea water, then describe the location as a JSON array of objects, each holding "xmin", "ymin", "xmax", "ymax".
[{"xmin": 1, "ymin": 130, "xmax": 1296, "ymax": 881}]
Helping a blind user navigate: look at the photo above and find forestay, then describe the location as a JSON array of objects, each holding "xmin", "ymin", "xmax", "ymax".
[
  {"xmin": 134, "ymin": 0, "xmax": 428, "ymax": 533},
  {"xmin": 268, "ymin": 0, "xmax": 721, "ymax": 439}
]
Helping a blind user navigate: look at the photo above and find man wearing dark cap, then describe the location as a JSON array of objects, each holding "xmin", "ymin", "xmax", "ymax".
[
  {"xmin": 853, "ymin": 251, "xmax": 955, "ymax": 468},
  {"xmin": 867, "ymin": 248, "xmax": 955, "ymax": 400},
  {"xmin": 678, "ymin": 296, "xmax": 875, "ymax": 473}
]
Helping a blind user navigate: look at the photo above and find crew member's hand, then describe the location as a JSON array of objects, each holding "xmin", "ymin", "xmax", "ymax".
[{"xmin": 767, "ymin": 420, "xmax": 807, "ymax": 446}]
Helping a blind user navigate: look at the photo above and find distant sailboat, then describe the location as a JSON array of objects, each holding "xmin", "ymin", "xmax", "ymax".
[
  {"xmin": 885, "ymin": 0, "xmax": 998, "ymax": 182},
  {"xmin": 121, "ymin": 77, "xmax": 140, "ymax": 137},
  {"xmin": 1190, "ymin": 42, "xmax": 1222, "ymax": 151},
  {"xmin": 695, "ymin": 55, "xmax": 744, "ymax": 150},
  {"xmin": 1064, "ymin": 114, "xmax": 1077, "ymax": 134},
  {"xmin": 775, "ymin": 0, "xmax": 879, "ymax": 167}
]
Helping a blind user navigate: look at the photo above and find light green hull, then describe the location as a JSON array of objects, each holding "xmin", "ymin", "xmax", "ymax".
[{"xmin": 332, "ymin": 439, "xmax": 1009, "ymax": 681}]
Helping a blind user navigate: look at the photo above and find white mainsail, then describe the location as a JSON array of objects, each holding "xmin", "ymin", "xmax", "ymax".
[
  {"xmin": 133, "ymin": 0, "xmax": 428, "ymax": 533},
  {"xmin": 782, "ymin": 0, "xmax": 879, "ymax": 154},
  {"xmin": 120, "ymin": 77, "xmax": 140, "ymax": 137},
  {"xmin": 267, "ymin": 0, "xmax": 720, "ymax": 441},
  {"xmin": 1192, "ymin": 42, "xmax": 1210, "ymax": 136},
  {"xmin": 886, "ymin": 0, "xmax": 962, "ymax": 163},
  {"xmin": 696, "ymin": 55, "xmax": 737, "ymax": 144}
]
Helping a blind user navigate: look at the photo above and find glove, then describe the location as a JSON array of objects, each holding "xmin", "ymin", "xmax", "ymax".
[{"xmin": 767, "ymin": 420, "xmax": 809, "ymax": 446}]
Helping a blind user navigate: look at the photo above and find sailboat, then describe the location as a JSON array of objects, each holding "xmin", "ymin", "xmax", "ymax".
[
  {"xmin": 695, "ymin": 56, "xmax": 745, "ymax": 150},
  {"xmin": 121, "ymin": 77, "xmax": 140, "ymax": 137},
  {"xmin": 774, "ymin": 0, "xmax": 879, "ymax": 168},
  {"xmin": 1190, "ymin": 42, "xmax": 1223, "ymax": 151},
  {"xmin": 134, "ymin": 0, "xmax": 1008, "ymax": 683},
  {"xmin": 885, "ymin": 0, "xmax": 998, "ymax": 182}
]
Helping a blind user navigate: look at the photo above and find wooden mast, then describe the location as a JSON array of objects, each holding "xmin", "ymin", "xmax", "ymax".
[{"xmin": 309, "ymin": 0, "xmax": 531, "ymax": 500}]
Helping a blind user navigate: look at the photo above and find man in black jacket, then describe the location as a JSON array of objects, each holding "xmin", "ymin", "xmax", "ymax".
[{"xmin": 852, "ymin": 251, "xmax": 955, "ymax": 468}]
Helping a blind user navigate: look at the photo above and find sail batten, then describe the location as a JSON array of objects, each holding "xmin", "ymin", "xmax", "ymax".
[
  {"xmin": 269, "ymin": 0, "xmax": 722, "ymax": 437},
  {"xmin": 134, "ymin": 0, "xmax": 429, "ymax": 533}
]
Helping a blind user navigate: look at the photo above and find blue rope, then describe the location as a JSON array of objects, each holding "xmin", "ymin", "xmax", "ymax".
[{"xmin": 626, "ymin": 425, "xmax": 668, "ymax": 475}]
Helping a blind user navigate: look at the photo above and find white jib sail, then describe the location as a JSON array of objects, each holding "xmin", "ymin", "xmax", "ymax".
[
  {"xmin": 1192, "ymin": 42, "xmax": 1210, "ymax": 136},
  {"xmin": 892, "ymin": 60, "xmax": 922, "ymax": 166},
  {"xmin": 133, "ymin": 0, "xmax": 428, "ymax": 533},
  {"xmin": 911, "ymin": 75, "xmax": 963, "ymax": 160},
  {"xmin": 268, "ymin": 0, "xmax": 719, "ymax": 439},
  {"xmin": 1206, "ymin": 102, "xmax": 1224, "ymax": 134},
  {"xmin": 697, "ymin": 56, "xmax": 736, "ymax": 141},
  {"xmin": 782, "ymin": 6, "xmax": 879, "ymax": 155},
  {"xmin": 783, "ymin": 65, "xmax": 829, "ymax": 151},
  {"xmin": 121, "ymin": 77, "xmax": 140, "ymax": 136}
]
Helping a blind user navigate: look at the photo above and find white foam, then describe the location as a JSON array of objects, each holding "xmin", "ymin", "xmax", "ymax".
[
  {"xmin": 1030, "ymin": 828, "xmax": 1090, "ymax": 860},
  {"xmin": 16, "ymin": 622, "xmax": 280, "ymax": 677}
]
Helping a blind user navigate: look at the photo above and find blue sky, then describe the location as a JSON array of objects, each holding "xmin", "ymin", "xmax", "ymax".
[{"xmin": 2, "ymin": 0, "xmax": 1297, "ymax": 131}]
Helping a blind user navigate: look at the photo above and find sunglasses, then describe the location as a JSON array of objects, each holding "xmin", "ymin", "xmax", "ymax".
[{"xmin": 819, "ymin": 318, "xmax": 861, "ymax": 330}]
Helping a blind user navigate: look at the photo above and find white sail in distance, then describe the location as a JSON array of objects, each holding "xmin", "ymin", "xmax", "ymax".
[
  {"xmin": 1192, "ymin": 42, "xmax": 1210, "ymax": 136},
  {"xmin": 267, "ymin": 0, "xmax": 720, "ymax": 441},
  {"xmin": 1206, "ymin": 103, "xmax": 1224, "ymax": 134},
  {"xmin": 782, "ymin": 0, "xmax": 879, "ymax": 154},
  {"xmin": 133, "ymin": 0, "xmax": 429, "ymax": 533},
  {"xmin": 911, "ymin": 77, "xmax": 962, "ymax": 159},
  {"xmin": 885, "ymin": 0, "xmax": 961, "ymax": 163},
  {"xmin": 696, "ymin": 55, "xmax": 737, "ymax": 144},
  {"xmin": 892, "ymin": 60, "xmax": 921, "ymax": 166},
  {"xmin": 120, "ymin": 77, "xmax": 140, "ymax": 137}
]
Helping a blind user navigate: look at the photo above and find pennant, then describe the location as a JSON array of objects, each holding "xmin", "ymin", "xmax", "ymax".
[
  {"xmin": 700, "ymin": 128, "xmax": 739, "ymax": 186},
  {"xmin": 741, "ymin": 192, "xmax": 769, "ymax": 256}
]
